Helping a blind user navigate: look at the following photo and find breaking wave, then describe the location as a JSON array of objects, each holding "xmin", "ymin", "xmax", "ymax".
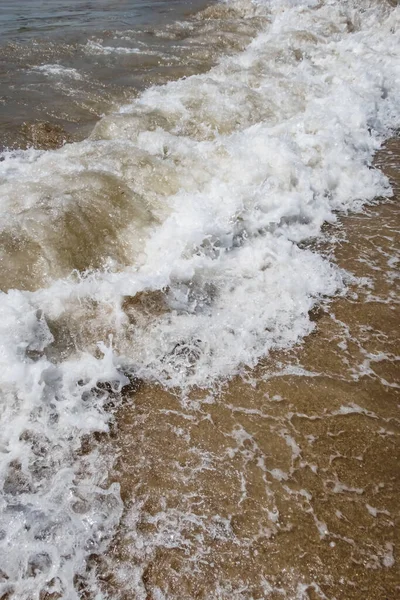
[{"xmin": 0, "ymin": 0, "xmax": 399, "ymax": 598}]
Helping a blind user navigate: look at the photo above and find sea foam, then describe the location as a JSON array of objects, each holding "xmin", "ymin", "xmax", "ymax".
[{"xmin": 0, "ymin": 0, "xmax": 399, "ymax": 597}]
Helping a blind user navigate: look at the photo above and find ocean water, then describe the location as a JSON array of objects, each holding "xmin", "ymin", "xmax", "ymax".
[
  {"xmin": 0, "ymin": 1, "xmax": 399, "ymax": 599},
  {"xmin": 0, "ymin": 0, "xmax": 215, "ymax": 148},
  {"xmin": 0, "ymin": 0, "xmax": 207, "ymax": 40}
]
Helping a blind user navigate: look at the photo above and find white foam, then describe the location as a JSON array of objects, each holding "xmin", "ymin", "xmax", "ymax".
[
  {"xmin": 83, "ymin": 40, "xmax": 170, "ymax": 57},
  {"xmin": 1, "ymin": 0, "xmax": 399, "ymax": 596},
  {"xmin": 32, "ymin": 64, "xmax": 83, "ymax": 80}
]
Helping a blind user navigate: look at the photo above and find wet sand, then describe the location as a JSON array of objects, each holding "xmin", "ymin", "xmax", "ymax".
[{"xmin": 103, "ymin": 141, "xmax": 400, "ymax": 598}]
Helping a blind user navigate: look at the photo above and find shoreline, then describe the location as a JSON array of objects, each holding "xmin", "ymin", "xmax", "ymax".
[
  {"xmin": 105, "ymin": 139, "xmax": 400, "ymax": 599},
  {"xmin": 0, "ymin": 2, "xmax": 399, "ymax": 598}
]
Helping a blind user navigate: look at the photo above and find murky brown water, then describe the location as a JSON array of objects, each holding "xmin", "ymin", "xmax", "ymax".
[
  {"xmin": 102, "ymin": 141, "xmax": 400, "ymax": 599},
  {"xmin": 0, "ymin": 0, "xmax": 271, "ymax": 150}
]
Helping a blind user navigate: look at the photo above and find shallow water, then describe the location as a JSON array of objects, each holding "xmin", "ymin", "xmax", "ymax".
[
  {"xmin": 108, "ymin": 140, "xmax": 400, "ymax": 599},
  {"xmin": 0, "ymin": 0, "xmax": 216, "ymax": 147},
  {"xmin": 0, "ymin": 1, "xmax": 399, "ymax": 598},
  {"xmin": 0, "ymin": 0, "xmax": 205, "ymax": 40}
]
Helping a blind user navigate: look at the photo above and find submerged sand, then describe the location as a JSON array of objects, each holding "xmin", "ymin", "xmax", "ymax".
[{"xmin": 102, "ymin": 140, "xmax": 400, "ymax": 599}]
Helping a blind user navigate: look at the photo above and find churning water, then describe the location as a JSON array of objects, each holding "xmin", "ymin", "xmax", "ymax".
[{"xmin": 0, "ymin": 1, "xmax": 399, "ymax": 598}]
